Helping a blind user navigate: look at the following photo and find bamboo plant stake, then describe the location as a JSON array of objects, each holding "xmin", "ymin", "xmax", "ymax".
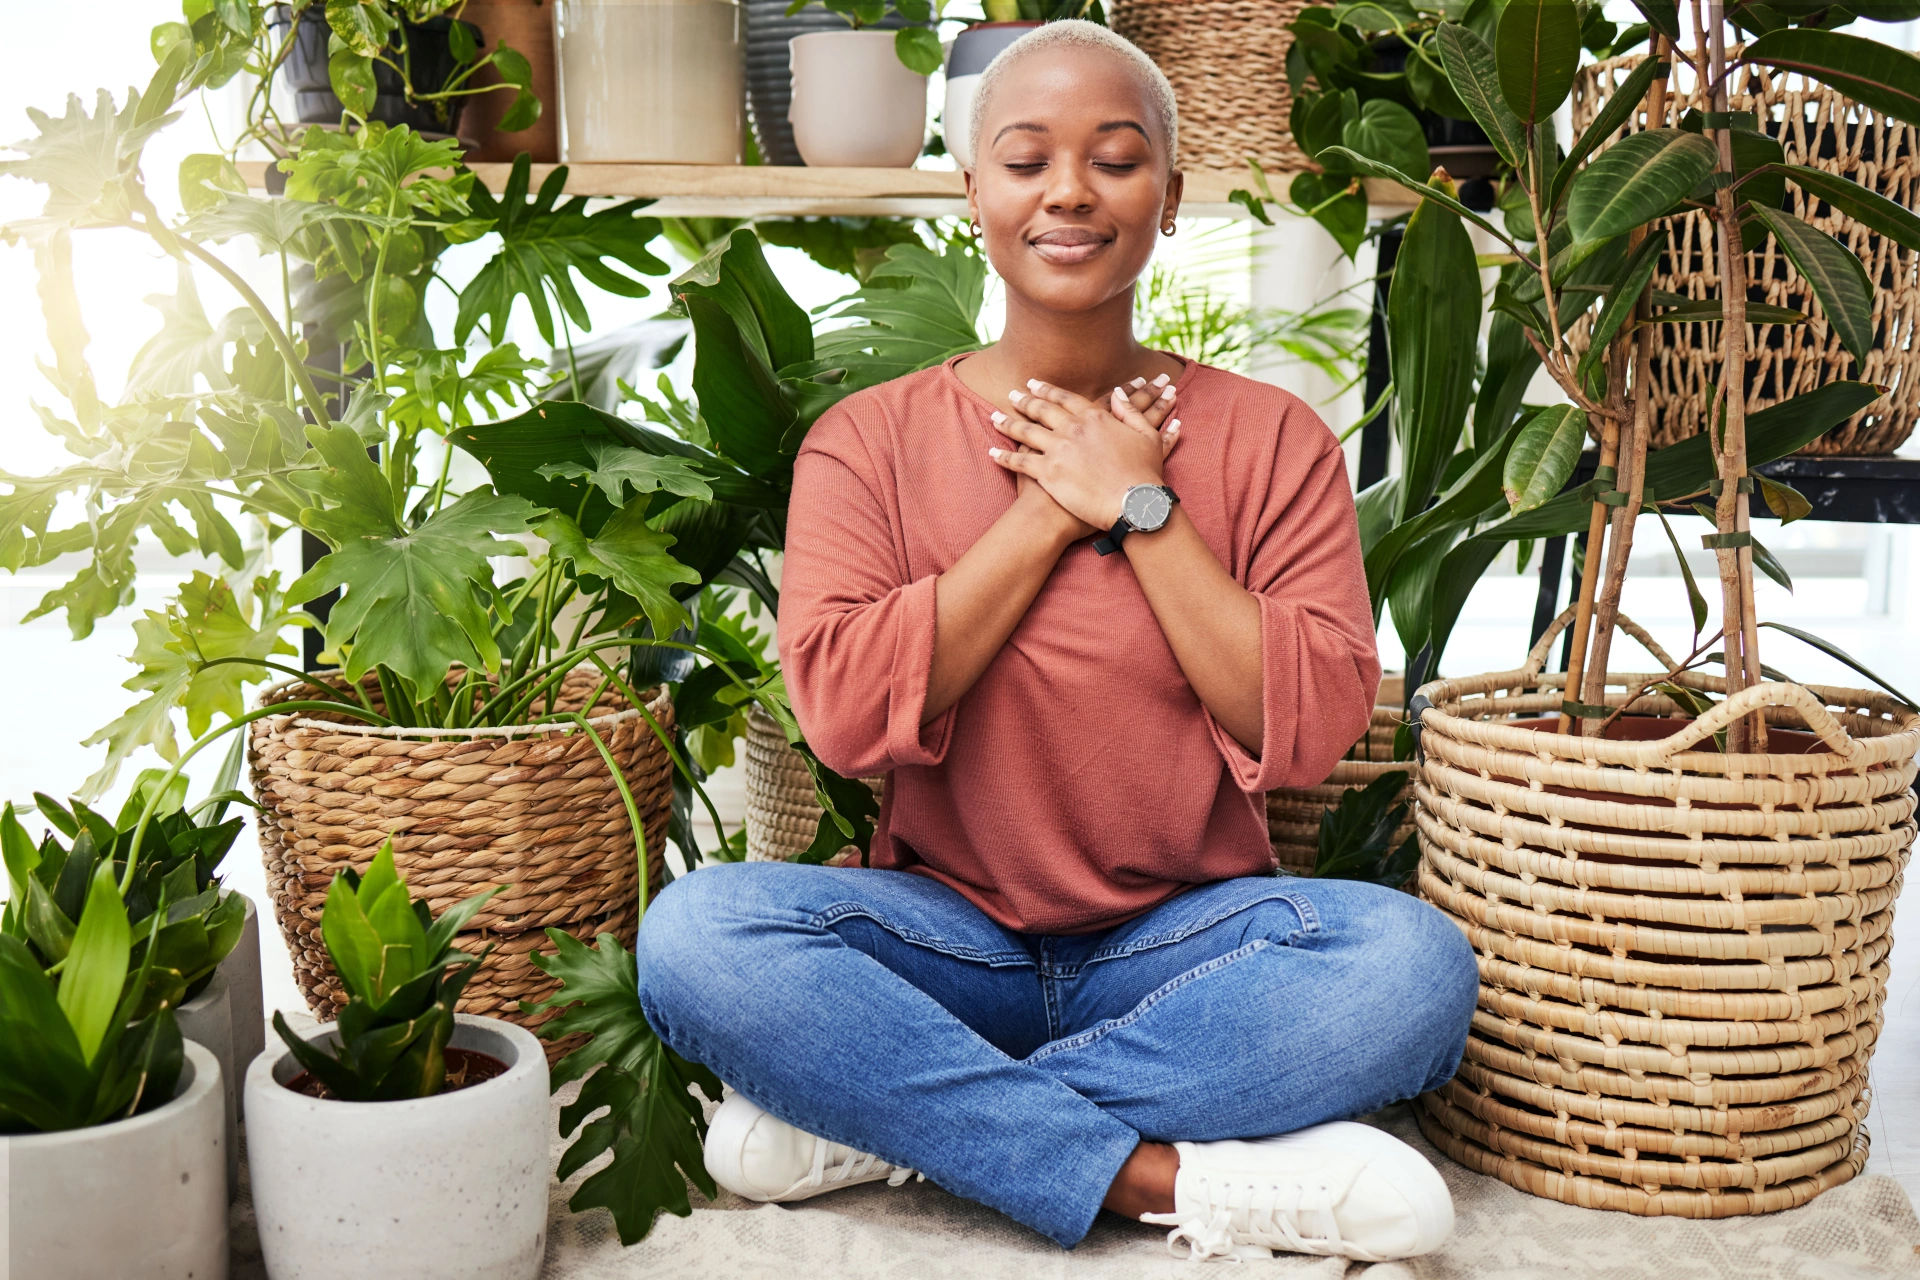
[
  {"xmin": 1582, "ymin": 38, "xmax": 1675, "ymax": 730},
  {"xmin": 1704, "ymin": 0, "xmax": 1765, "ymax": 753}
]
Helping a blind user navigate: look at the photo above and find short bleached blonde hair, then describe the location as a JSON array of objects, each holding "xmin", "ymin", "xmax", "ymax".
[{"xmin": 967, "ymin": 20, "xmax": 1180, "ymax": 171}]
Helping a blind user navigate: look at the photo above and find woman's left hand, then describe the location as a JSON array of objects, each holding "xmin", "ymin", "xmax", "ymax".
[{"xmin": 988, "ymin": 379, "xmax": 1178, "ymax": 531}]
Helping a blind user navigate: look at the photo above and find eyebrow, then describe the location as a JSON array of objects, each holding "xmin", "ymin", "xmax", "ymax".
[{"xmin": 991, "ymin": 119, "xmax": 1153, "ymax": 145}]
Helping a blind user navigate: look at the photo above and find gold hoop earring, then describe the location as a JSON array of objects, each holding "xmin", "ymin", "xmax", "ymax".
[
  {"xmin": 969, "ymin": 219, "xmax": 983, "ymax": 237},
  {"xmin": 1160, "ymin": 222, "xmax": 1177, "ymax": 237}
]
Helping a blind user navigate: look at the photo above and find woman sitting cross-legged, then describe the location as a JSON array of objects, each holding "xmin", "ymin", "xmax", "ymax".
[{"xmin": 636, "ymin": 20, "xmax": 1479, "ymax": 1264}]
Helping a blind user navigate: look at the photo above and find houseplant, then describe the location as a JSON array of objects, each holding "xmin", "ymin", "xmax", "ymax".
[
  {"xmin": 555, "ymin": 0, "xmax": 745, "ymax": 164},
  {"xmin": 1336, "ymin": 0, "xmax": 1920, "ymax": 1213},
  {"xmin": 460, "ymin": 1, "xmax": 561, "ymax": 162},
  {"xmin": 1, "ymin": 817, "xmax": 228, "ymax": 1277},
  {"xmin": 785, "ymin": 1, "xmax": 937, "ymax": 165},
  {"xmin": 247, "ymin": 844, "xmax": 551, "ymax": 1279}
]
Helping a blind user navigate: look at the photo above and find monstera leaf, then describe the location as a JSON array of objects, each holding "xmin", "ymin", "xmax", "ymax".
[
  {"xmin": 526, "ymin": 930, "xmax": 724, "ymax": 1246},
  {"xmin": 812, "ymin": 242, "xmax": 986, "ymax": 389},
  {"xmin": 456, "ymin": 156, "xmax": 671, "ymax": 346},
  {"xmin": 536, "ymin": 508, "xmax": 700, "ymax": 642}
]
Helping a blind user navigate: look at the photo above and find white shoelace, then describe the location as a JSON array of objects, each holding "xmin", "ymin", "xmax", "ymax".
[
  {"xmin": 805, "ymin": 1136, "xmax": 922, "ymax": 1191},
  {"xmin": 1143, "ymin": 1175, "xmax": 1387, "ymax": 1265}
]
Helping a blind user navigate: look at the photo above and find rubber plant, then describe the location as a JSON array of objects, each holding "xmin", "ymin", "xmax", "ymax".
[
  {"xmin": 270, "ymin": 842, "xmax": 500, "ymax": 1101},
  {"xmin": 1333, "ymin": 0, "xmax": 1920, "ymax": 743}
]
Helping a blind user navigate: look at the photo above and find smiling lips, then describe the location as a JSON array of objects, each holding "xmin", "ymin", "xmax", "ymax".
[{"xmin": 1029, "ymin": 226, "xmax": 1112, "ymax": 264}]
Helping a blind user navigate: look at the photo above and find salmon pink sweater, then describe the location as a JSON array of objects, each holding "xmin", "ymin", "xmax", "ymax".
[{"xmin": 779, "ymin": 357, "xmax": 1380, "ymax": 934}]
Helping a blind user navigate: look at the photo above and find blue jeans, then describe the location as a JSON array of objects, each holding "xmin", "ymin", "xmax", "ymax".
[{"xmin": 636, "ymin": 865, "xmax": 1478, "ymax": 1248}]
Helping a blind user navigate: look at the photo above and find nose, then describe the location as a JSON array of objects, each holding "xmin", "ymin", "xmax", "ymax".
[{"xmin": 1042, "ymin": 159, "xmax": 1096, "ymax": 215}]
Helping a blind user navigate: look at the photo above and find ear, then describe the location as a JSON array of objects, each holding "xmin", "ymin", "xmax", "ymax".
[
  {"xmin": 1160, "ymin": 168, "xmax": 1185, "ymax": 229},
  {"xmin": 963, "ymin": 168, "xmax": 980, "ymax": 226}
]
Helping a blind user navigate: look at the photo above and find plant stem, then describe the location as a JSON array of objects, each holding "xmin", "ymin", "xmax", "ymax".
[
  {"xmin": 555, "ymin": 286, "xmax": 584, "ymax": 400},
  {"xmin": 1597, "ymin": 628, "xmax": 1726, "ymax": 733},
  {"xmin": 279, "ymin": 246, "xmax": 298, "ymax": 412},
  {"xmin": 368, "ymin": 190, "xmax": 403, "ymax": 508},
  {"xmin": 1704, "ymin": 1, "xmax": 1762, "ymax": 752}
]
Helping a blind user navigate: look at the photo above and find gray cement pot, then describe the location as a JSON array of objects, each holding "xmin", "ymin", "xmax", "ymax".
[
  {"xmin": 176, "ymin": 892, "xmax": 263, "ymax": 1200},
  {"xmin": 245, "ymin": 1014, "xmax": 549, "ymax": 1280},
  {"xmin": 3, "ymin": 1041, "xmax": 228, "ymax": 1279}
]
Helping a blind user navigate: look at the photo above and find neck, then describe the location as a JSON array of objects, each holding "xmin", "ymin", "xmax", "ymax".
[{"xmin": 982, "ymin": 284, "xmax": 1162, "ymax": 400}]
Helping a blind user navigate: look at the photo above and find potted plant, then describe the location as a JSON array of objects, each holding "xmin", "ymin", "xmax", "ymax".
[
  {"xmin": 555, "ymin": 0, "xmax": 745, "ymax": 163},
  {"xmin": 1329, "ymin": 0, "xmax": 1920, "ymax": 1214},
  {"xmin": 785, "ymin": 0, "xmax": 940, "ymax": 166},
  {"xmin": 944, "ymin": 3, "xmax": 1105, "ymax": 167},
  {"xmin": 460, "ymin": 1, "xmax": 561, "ymax": 162},
  {"xmin": 246, "ymin": 843, "xmax": 550, "ymax": 1279},
  {"xmin": 1, "ymin": 806, "xmax": 229, "ymax": 1277}
]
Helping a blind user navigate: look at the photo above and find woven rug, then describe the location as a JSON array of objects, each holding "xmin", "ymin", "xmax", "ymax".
[{"xmin": 230, "ymin": 1083, "xmax": 1920, "ymax": 1279}]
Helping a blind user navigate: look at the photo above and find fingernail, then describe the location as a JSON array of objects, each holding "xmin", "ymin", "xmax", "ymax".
[
  {"xmin": 990, "ymin": 411, "xmax": 1006, "ymax": 424},
  {"xmin": 1159, "ymin": 384, "xmax": 1176, "ymax": 400},
  {"xmin": 988, "ymin": 447, "xmax": 1003, "ymax": 458},
  {"xmin": 1168, "ymin": 419, "xmax": 1181, "ymax": 432},
  {"xmin": 1026, "ymin": 378, "xmax": 1044, "ymax": 391},
  {"xmin": 1151, "ymin": 374, "xmax": 1170, "ymax": 387},
  {"xmin": 1008, "ymin": 389, "xmax": 1025, "ymax": 403},
  {"xmin": 1113, "ymin": 387, "xmax": 1126, "ymax": 401},
  {"xmin": 1129, "ymin": 377, "xmax": 1147, "ymax": 388}
]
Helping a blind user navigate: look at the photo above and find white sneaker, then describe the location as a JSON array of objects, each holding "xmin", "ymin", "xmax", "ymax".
[
  {"xmin": 1141, "ymin": 1121, "xmax": 1453, "ymax": 1262},
  {"xmin": 704, "ymin": 1090, "xmax": 922, "ymax": 1203}
]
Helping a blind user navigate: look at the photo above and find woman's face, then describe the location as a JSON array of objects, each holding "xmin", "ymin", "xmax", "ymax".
[{"xmin": 966, "ymin": 47, "xmax": 1182, "ymax": 318}]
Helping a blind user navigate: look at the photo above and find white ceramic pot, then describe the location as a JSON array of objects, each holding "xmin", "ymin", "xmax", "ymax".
[
  {"xmin": 3, "ymin": 1041, "xmax": 228, "ymax": 1279},
  {"xmin": 245, "ymin": 1014, "xmax": 550, "ymax": 1280},
  {"xmin": 789, "ymin": 30, "xmax": 928, "ymax": 167},
  {"xmin": 556, "ymin": 0, "xmax": 744, "ymax": 163},
  {"xmin": 175, "ymin": 893, "xmax": 263, "ymax": 1200},
  {"xmin": 942, "ymin": 21, "xmax": 1036, "ymax": 169}
]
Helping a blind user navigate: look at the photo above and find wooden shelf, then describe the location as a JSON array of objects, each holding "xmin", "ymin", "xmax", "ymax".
[{"xmin": 236, "ymin": 161, "xmax": 1413, "ymax": 219}]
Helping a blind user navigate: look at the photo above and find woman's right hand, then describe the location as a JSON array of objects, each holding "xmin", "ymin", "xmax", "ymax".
[{"xmin": 1002, "ymin": 374, "xmax": 1181, "ymax": 543}]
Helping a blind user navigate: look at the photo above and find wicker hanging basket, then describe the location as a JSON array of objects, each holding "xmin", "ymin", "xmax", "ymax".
[
  {"xmin": 1569, "ymin": 53, "xmax": 1919, "ymax": 455},
  {"xmin": 1412, "ymin": 613, "xmax": 1920, "ymax": 1215},
  {"xmin": 248, "ymin": 667, "xmax": 675, "ymax": 1046},
  {"xmin": 1108, "ymin": 0, "xmax": 1309, "ymax": 174},
  {"xmin": 742, "ymin": 707, "xmax": 882, "ymax": 865}
]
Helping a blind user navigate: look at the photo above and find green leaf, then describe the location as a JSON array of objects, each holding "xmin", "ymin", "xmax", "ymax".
[
  {"xmin": 1743, "ymin": 29, "xmax": 1920, "ymax": 129},
  {"xmin": 526, "ymin": 930, "xmax": 726, "ymax": 1245},
  {"xmin": 1502, "ymin": 404, "xmax": 1588, "ymax": 513},
  {"xmin": 321, "ymin": 868, "xmax": 382, "ymax": 999},
  {"xmin": 1314, "ymin": 147, "xmax": 1516, "ymax": 246},
  {"xmin": 1771, "ymin": 163, "xmax": 1920, "ymax": 252},
  {"xmin": 290, "ymin": 462, "xmax": 540, "ymax": 690},
  {"xmin": 1651, "ymin": 298, "xmax": 1808, "ymax": 324},
  {"xmin": 328, "ymin": 49, "xmax": 377, "ymax": 118},
  {"xmin": 894, "ymin": 26, "xmax": 942, "ymax": 74},
  {"xmin": 1629, "ymin": 0, "xmax": 1681, "ymax": 40},
  {"xmin": 457, "ymin": 157, "xmax": 670, "ymax": 347},
  {"xmin": 177, "ymin": 153, "xmax": 245, "ymax": 215},
  {"xmin": 1760, "ymin": 622, "xmax": 1919, "ymax": 709},
  {"xmin": 1753, "ymin": 535, "xmax": 1794, "ymax": 593},
  {"xmin": 1496, "ymin": 0, "xmax": 1582, "ymax": 123},
  {"xmin": 1554, "ymin": 53, "xmax": 1669, "ymax": 211},
  {"xmin": 1567, "ymin": 129, "xmax": 1718, "ymax": 244},
  {"xmin": 366, "ymin": 880, "xmax": 427, "ymax": 1002},
  {"xmin": 326, "ymin": 0, "xmax": 398, "ymax": 56},
  {"xmin": 1652, "ymin": 505, "xmax": 1709, "ymax": 640},
  {"xmin": 812, "ymin": 242, "xmax": 986, "ymax": 389},
  {"xmin": 1573, "ymin": 233, "xmax": 1665, "ymax": 386},
  {"xmin": 492, "ymin": 44, "xmax": 542, "ymax": 133},
  {"xmin": 0, "ymin": 87, "xmax": 180, "ymax": 243},
  {"xmin": 1342, "ymin": 99, "xmax": 1430, "ymax": 181},
  {"xmin": 1434, "ymin": 23, "xmax": 1526, "ymax": 169},
  {"xmin": 125, "ymin": 261, "xmax": 263, "ymax": 399},
  {"xmin": 1748, "ymin": 206, "xmax": 1875, "ymax": 363},
  {"xmin": 59, "ymin": 862, "xmax": 131, "ymax": 1066},
  {"xmin": 538, "ymin": 509, "xmax": 699, "ymax": 644},
  {"xmin": 185, "ymin": 191, "xmax": 401, "ymax": 256},
  {"xmin": 1313, "ymin": 770, "xmax": 1414, "ymax": 888},
  {"xmin": 1757, "ymin": 474, "xmax": 1811, "ymax": 524},
  {"xmin": 1289, "ymin": 173, "xmax": 1368, "ymax": 260},
  {"xmin": 537, "ymin": 441, "xmax": 714, "ymax": 506},
  {"xmin": 1387, "ymin": 187, "xmax": 1481, "ymax": 522}
]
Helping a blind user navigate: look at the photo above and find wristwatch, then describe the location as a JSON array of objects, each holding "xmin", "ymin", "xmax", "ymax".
[{"xmin": 1093, "ymin": 484, "xmax": 1179, "ymax": 556}]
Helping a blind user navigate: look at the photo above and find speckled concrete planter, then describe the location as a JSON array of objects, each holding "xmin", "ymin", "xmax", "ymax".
[
  {"xmin": 4, "ymin": 1041, "xmax": 227, "ymax": 1279},
  {"xmin": 244, "ymin": 1014, "xmax": 549, "ymax": 1280}
]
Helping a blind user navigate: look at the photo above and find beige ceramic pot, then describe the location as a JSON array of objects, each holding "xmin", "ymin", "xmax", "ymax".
[{"xmin": 789, "ymin": 29, "xmax": 928, "ymax": 167}]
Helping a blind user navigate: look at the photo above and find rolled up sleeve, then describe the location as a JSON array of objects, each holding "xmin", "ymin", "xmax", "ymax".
[
  {"xmin": 1209, "ymin": 434, "xmax": 1381, "ymax": 793},
  {"xmin": 778, "ymin": 443, "xmax": 954, "ymax": 778}
]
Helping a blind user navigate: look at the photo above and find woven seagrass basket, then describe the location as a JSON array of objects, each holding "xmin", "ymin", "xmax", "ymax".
[
  {"xmin": 1267, "ymin": 677, "xmax": 1411, "ymax": 877},
  {"xmin": 743, "ymin": 707, "xmax": 882, "ymax": 865},
  {"xmin": 1412, "ymin": 614, "xmax": 1920, "ymax": 1215},
  {"xmin": 248, "ymin": 667, "xmax": 675, "ymax": 1048},
  {"xmin": 1109, "ymin": 0, "xmax": 1308, "ymax": 174},
  {"xmin": 1570, "ymin": 53, "xmax": 1918, "ymax": 455}
]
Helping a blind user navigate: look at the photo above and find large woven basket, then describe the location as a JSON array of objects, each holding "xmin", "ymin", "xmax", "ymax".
[
  {"xmin": 1570, "ymin": 53, "xmax": 1918, "ymax": 455},
  {"xmin": 742, "ymin": 707, "xmax": 882, "ymax": 865},
  {"xmin": 1266, "ymin": 677, "xmax": 1411, "ymax": 877},
  {"xmin": 1412, "ymin": 618, "xmax": 1920, "ymax": 1215},
  {"xmin": 1109, "ymin": 0, "xmax": 1308, "ymax": 174},
  {"xmin": 248, "ymin": 667, "xmax": 675, "ymax": 1045}
]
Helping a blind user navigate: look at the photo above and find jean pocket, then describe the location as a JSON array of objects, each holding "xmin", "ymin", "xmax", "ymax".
[{"xmin": 1083, "ymin": 884, "xmax": 1318, "ymax": 966}]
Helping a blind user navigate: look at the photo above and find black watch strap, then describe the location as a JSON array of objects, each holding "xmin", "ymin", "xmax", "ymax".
[{"xmin": 1092, "ymin": 516, "xmax": 1131, "ymax": 557}]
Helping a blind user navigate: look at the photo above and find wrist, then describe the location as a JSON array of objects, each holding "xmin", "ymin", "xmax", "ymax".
[{"xmin": 1012, "ymin": 486, "xmax": 1084, "ymax": 552}]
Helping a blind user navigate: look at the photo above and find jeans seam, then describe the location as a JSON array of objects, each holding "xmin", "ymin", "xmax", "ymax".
[
  {"xmin": 1072, "ymin": 890, "xmax": 1319, "ymax": 968},
  {"xmin": 1024, "ymin": 939, "xmax": 1274, "ymax": 1064},
  {"xmin": 810, "ymin": 902, "xmax": 1034, "ymax": 967}
]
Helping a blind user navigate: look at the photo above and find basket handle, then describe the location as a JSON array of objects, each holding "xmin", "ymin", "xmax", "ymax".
[
  {"xmin": 1520, "ymin": 607, "xmax": 1678, "ymax": 681},
  {"xmin": 1634, "ymin": 680, "xmax": 1865, "ymax": 763}
]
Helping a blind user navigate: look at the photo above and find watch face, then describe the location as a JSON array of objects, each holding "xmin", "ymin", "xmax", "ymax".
[{"xmin": 1124, "ymin": 485, "xmax": 1173, "ymax": 532}]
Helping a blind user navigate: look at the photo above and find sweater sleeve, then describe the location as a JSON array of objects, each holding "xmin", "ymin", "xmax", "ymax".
[
  {"xmin": 1209, "ymin": 421, "xmax": 1382, "ymax": 794},
  {"xmin": 778, "ymin": 440, "xmax": 954, "ymax": 778}
]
